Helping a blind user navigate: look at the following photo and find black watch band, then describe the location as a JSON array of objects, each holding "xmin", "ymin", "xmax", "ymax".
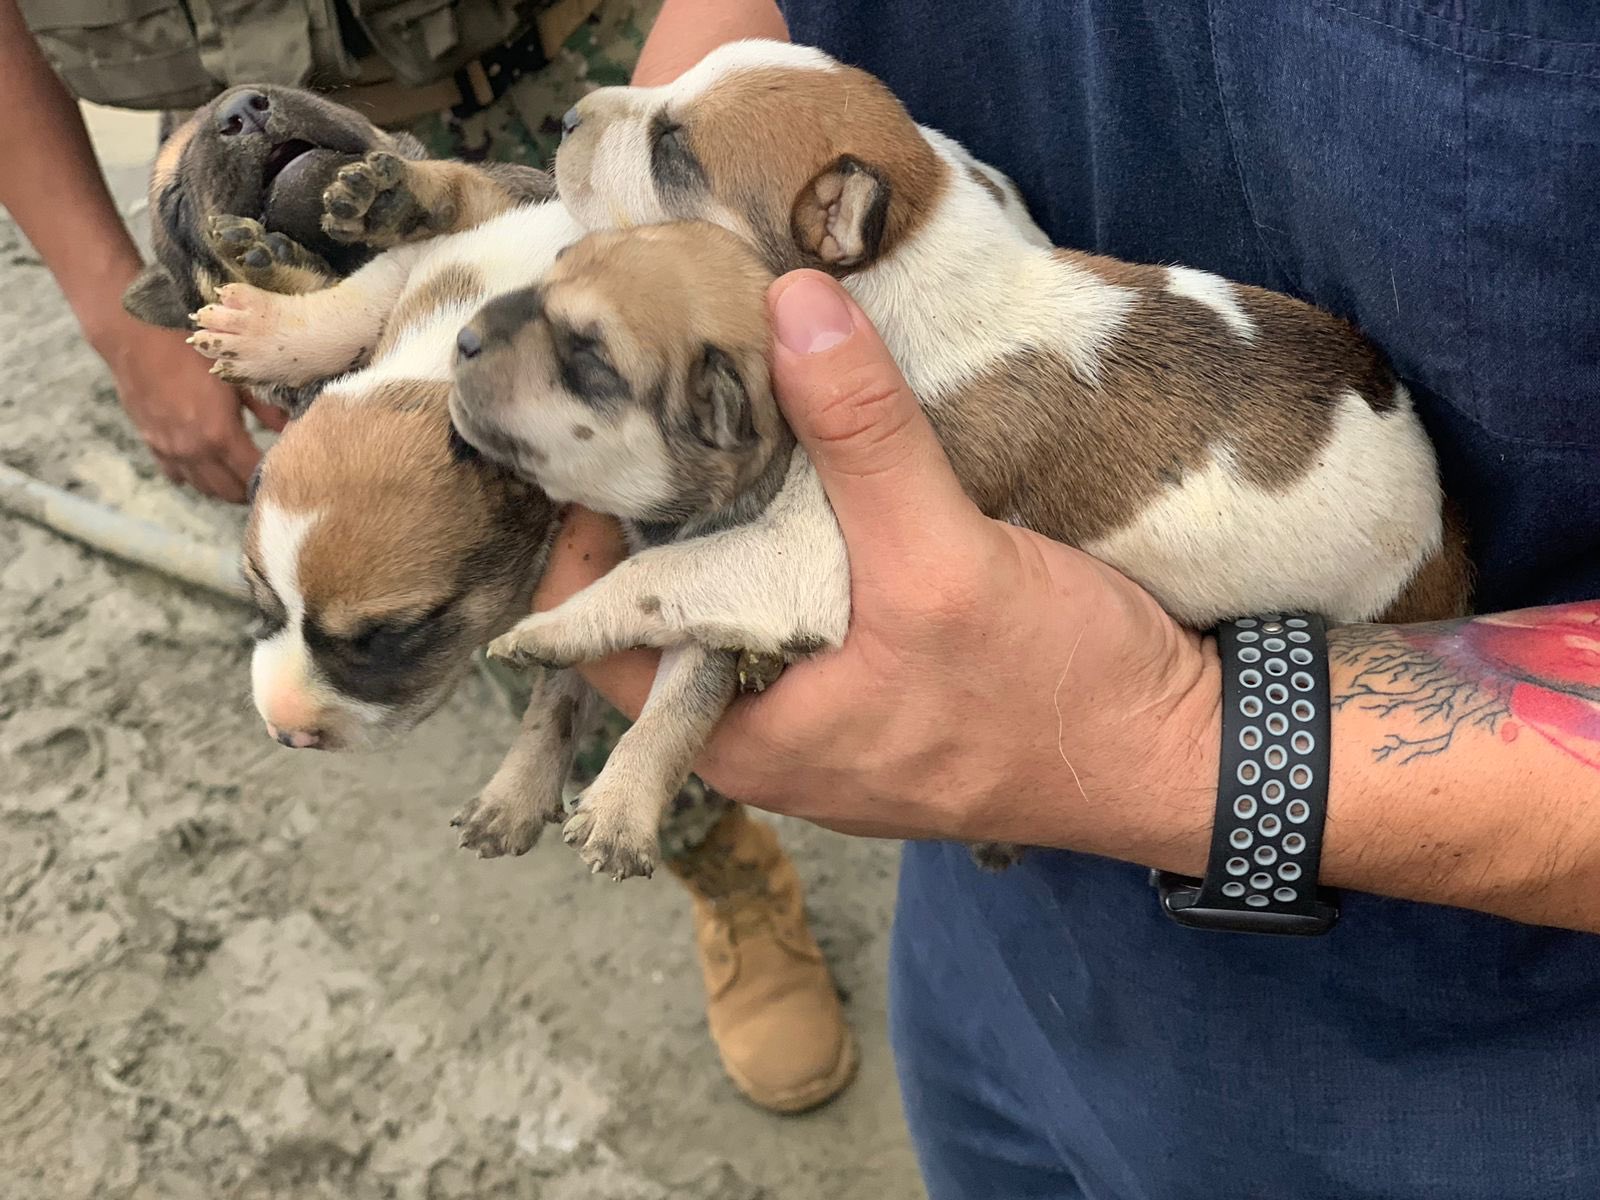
[{"xmin": 1156, "ymin": 614, "xmax": 1339, "ymax": 936}]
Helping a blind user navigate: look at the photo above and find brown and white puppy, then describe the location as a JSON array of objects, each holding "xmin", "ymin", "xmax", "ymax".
[
  {"xmin": 125, "ymin": 82, "xmax": 552, "ymax": 415},
  {"xmin": 452, "ymin": 222, "xmax": 847, "ymax": 877},
  {"xmin": 194, "ymin": 201, "xmax": 597, "ymax": 858},
  {"xmin": 553, "ymin": 41, "xmax": 1473, "ymax": 629}
]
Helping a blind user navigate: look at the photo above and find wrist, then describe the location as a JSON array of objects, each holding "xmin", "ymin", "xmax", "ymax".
[
  {"xmin": 1126, "ymin": 638, "xmax": 1223, "ymax": 876},
  {"xmin": 60, "ymin": 248, "xmax": 148, "ymax": 361}
]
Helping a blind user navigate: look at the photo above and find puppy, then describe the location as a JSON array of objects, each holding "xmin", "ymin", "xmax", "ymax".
[
  {"xmin": 125, "ymin": 83, "xmax": 553, "ymax": 410},
  {"xmin": 452, "ymin": 222, "xmax": 846, "ymax": 877},
  {"xmin": 553, "ymin": 40, "xmax": 1473, "ymax": 629},
  {"xmin": 193, "ymin": 201, "xmax": 599, "ymax": 857},
  {"xmin": 487, "ymin": 41, "xmax": 1472, "ymax": 870}
]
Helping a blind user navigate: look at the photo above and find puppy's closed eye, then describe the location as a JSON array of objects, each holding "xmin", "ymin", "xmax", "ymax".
[{"xmin": 558, "ymin": 329, "xmax": 628, "ymax": 405}]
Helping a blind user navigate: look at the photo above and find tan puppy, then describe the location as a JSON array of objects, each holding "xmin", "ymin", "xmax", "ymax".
[
  {"xmin": 552, "ymin": 40, "xmax": 1473, "ymax": 628},
  {"xmin": 454, "ymin": 222, "xmax": 848, "ymax": 878}
]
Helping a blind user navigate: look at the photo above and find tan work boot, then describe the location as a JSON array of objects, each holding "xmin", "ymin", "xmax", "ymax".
[{"xmin": 667, "ymin": 806, "xmax": 859, "ymax": 1113}]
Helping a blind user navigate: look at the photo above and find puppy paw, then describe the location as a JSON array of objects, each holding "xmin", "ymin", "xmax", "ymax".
[
  {"xmin": 969, "ymin": 841, "xmax": 1025, "ymax": 872},
  {"xmin": 206, "ymin": 215, "xmax": 330, "ymax": 292},
  {"xmin": 736, "ymin": 649, "xmax": 786, "ymax": 694},
  {"xmin": 188, "ymin": 283, "xmax": 289, "ymax": 383},
  {"xmin": 486, "ymin": 619, "xmax": 578, "ymax": 672},
  {"xmin": 321, "ymin": 152, "xmax": 444, "ymax": 247},
  {"xmin": 562, "ymin": 795, "xmax": 659, "ymax": 881},
  {"xmin": 450, "ymin": 778, "xmax": 562, "ymax": 859}
]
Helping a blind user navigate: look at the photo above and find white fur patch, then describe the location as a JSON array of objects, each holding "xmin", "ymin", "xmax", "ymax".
[
  {"xmin": 845, "ymin": 140, "xmax": 1136, "ymax": 403},
  {"xmin": 1083, "ymin": 389, "xmax": 1443, "ymax": 624},
  {"xmin": 1165, "ymin": 266, "xmax": 1256, "ymax": 341},
  {"xmin": 250, "ymin": 503, "xmax": 320, "ymax": 726},
  {"xmin": 483, "ymin": 392, "xmax": 679, "ymax": 519},
  {"xmin": 670, "ymin": 40, "xmax": 836, "ymax": 100},
  {"xmin": 355, "ymin": 203, "xmax": 587, "ymax": 388},
  {"xmin": 917, "ymin": 125, "xmax": 1051, "ymax": 249}
]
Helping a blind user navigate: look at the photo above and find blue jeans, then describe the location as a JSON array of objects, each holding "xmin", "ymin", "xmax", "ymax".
[{"xmin": 890, "ymin": 845, "xmax": 1600, "ymax": 1200}]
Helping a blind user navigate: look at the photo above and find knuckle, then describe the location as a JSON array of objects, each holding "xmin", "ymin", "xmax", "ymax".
[{"xmin": 807, "ymin": 363, "xmax": 913, "ymax": 447}]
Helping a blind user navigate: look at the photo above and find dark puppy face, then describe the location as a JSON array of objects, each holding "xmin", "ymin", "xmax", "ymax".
[
  {"xmin": 243, "ymin": 382, "xmax": 553, "ymax": 751},
  {"xmin": 449, "ymin": 222, "xmax": 782, "ymax": 524},
  {"xmin": 125, "ymin": 85, "xmax": 422, "ymax": 327}
]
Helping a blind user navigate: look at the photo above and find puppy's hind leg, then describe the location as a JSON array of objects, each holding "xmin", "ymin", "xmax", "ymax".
[
  {"xmin": 563, "ymin": 644, "xmax": 738, "ymax": 881},
  {"xmin": 452, "ymin": 668, "xmax": 597, "ymax": 858}
]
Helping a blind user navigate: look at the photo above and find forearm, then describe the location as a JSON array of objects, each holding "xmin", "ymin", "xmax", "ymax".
[
  {"xmin": 1108, "ymin": 602, "xmax": 1600, "ymax": 931},
  {"xmin": 0, "ymin": 0, "xmax": 146, "ymax": 353},
  {"xmin": 631, "ymin": 0, "xmax": 786, "ymax": 85},
  {"xmin": 1316, "ymin": 603, "xmax": 1600, "ymax": 928}
]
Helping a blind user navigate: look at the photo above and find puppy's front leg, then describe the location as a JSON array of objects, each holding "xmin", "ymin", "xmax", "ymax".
[
  {"xmin": 451, "ymin": 667, "xmax": 596, "ymax": 858},
  {"xmin": 486, "ymin": 559, "xmax": 673, "ymax": 670},
  {"xmin": 189, "ymin": 245, "xmax": 423, "ymax": 387},
  {"xmin": 562, "ymin": 644, "xmax": 738, "ymax": 880},
  {"xmin": 206, "ymin": 215, "xmax": 335, "ymax": 295}
]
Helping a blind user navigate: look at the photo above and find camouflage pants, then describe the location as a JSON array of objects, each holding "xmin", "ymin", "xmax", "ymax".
[{"xmin": 409, "ymin": 0, "xmax": 734, "ymax": 860}]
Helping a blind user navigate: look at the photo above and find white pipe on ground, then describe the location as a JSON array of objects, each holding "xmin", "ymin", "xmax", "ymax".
[{"xmin": 0, "ymin": 462, "xmax": 248, "ymax": 605}]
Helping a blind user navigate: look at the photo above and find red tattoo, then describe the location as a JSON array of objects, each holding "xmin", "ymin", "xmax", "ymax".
[{"xmin": 1331, "ymin": 602, "xmax": 1600, "ymax": 769}]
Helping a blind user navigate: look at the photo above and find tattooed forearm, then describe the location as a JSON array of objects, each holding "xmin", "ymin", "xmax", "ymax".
[{"xmin": 1330, "ymin": 603, "xmax": 1600, "ymax": 771}]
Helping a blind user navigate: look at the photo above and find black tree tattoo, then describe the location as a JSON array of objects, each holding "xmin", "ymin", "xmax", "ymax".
[{"xmin": 1329, "ymin": 621, "xmax": 1511, "ymax": 766}]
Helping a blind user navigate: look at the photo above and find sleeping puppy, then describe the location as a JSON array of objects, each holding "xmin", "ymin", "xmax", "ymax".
[
  {"xmin": 192, "ymin": 201, "xmax": 596, "ymax": 858},
  {"xmin": 552, "ymin": 40, "xmax": 1473, "ymax": 629},
  {"xmin": 452, "ymin": 222, "xmax": 845, "ymax": 877},
  {"xmin": 125, "ymin": 83, "xmax": 553, "ymax": 411}
]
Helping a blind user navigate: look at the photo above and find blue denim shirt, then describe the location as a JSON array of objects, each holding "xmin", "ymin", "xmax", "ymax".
[{"xmin": 778, "ymin": 3, "xmax": 1600, "ymax": 1196}]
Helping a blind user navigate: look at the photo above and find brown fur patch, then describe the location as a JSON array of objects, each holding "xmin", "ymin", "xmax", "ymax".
[
  {"xmin": 376, "ymin": 263, "xmax": 485, "ymax": 357},
  {"xmin": 928, "ymin": 251, "xmax": 1409, "ymax": 545},
  {"xmin": 681, "ymin": 65, "xmax": 949, "ymax": 275},
  {"xmin": 249, "ymin": 383, "xmax": 551, "ymax": 637}
]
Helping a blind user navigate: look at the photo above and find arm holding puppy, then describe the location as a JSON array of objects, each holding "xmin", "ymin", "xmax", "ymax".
[
  {"xmin": 0, "ymin": 0, "xmax": 283, "ymax": 502},
  {"xmin": 564, "ymin": 271, "xmax": 1600, "ymax": 934}
]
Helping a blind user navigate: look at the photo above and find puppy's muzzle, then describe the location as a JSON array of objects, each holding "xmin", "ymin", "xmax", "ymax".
[
  {"xmin": 217, "ymin": 88, "xmax": 271, "ymax": 137},
  {"xmin": 267, "ymin": 721, "xmax": 323, "ymax": 750}
]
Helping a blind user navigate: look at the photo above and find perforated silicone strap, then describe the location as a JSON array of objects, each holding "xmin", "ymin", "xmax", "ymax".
[{"xmin": 1157, "ymin": 614, "xmax": 1339, "ymax": 936}]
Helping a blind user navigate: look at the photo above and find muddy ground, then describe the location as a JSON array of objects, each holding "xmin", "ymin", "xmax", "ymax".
[{"xmin": 0, "ymin": 107, "xmax": 920, "ymax": 1199}]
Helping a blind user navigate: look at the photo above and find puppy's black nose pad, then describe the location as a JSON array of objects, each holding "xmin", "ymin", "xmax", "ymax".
[
  {"xmin": 561, "ymin": 107, "xmax": 582, "ymax": 137},
  {"xmin": 456, "ymin": 327, "xmax": 483, "ymax": 359},
  {"xmin": 218, "ymin": 89, "xmax": 270, "ymax": 137}
]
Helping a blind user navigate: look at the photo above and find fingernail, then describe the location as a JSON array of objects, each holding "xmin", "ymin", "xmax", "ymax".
[{"xmin": 773, "ymin": 274, "xmax": 854, "ymax": 354}]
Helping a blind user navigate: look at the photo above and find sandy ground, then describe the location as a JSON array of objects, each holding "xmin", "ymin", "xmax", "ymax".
[{"xmin": 0, "ymin": 108, "xmax": 921, "ymax": 1199}]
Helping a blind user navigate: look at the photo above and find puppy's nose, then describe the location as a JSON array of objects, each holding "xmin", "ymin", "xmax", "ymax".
[
  {"xmin": 266, "ymin": 721, "xmax": 322, "ymax": 750},
  {"xmin": 456, "ymin": 326, "xmax": 482, "ymax": 360},
  {"xmin": 217, "ymin": 89, "xmax": 271, "ymax": 137},
  {"xmin": 561, "ymin": 106, "xmax": 582, "ymax": 137}
]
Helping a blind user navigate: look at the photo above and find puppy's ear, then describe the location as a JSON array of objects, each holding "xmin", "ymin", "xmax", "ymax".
[
  {"xmin": 688, "ymin": 345, "xmax": 756, "ymax": 451},
  {"xmin": 121, "ymin": 264, "xmax": 192, "ymax": 329},
  {"xmin": 792, "ymin": 156, "xmax": 889, "ymax": 269}
]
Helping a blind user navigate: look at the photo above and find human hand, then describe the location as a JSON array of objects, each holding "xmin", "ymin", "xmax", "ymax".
[
  {"xmin": 548, "ymin": 270, "xmax": 1223, "ymax": 866},
  {"xmin": 105, "ymin": 321, "xmax": 287, "ymax": 503}
]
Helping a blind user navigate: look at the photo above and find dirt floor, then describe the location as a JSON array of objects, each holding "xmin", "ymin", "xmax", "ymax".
[{"xmin": 0, "ymin": 108, "xmax": 921, "ymax": 1199}]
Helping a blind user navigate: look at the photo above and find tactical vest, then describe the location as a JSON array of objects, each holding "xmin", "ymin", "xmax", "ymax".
[{"xmin": 20, "ymin": 0, "xmax": 568, "ymax": 110}]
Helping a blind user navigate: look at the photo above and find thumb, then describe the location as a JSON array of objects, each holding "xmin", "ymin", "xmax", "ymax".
[{"xmin": 767, "ymin": 270, "xmax": 973, "ymax": 557}]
